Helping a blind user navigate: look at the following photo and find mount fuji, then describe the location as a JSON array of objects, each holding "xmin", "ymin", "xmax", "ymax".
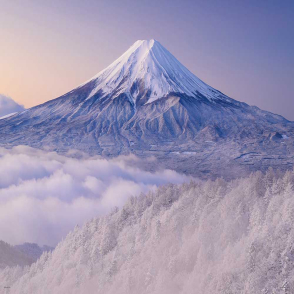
[{"xmin": 0, "ymin": 40, "xmax": 293, "ymax": 178}]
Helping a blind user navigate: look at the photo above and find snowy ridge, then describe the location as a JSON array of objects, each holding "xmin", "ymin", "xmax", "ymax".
[
  {"xmin": 0, "ymin": 241, "xmax": 34, "ymax": 269},
  {"xmin": 14, "ymin": 243, "xmax": 54, "ymax": 261},
  {"xmin": 82, "ymin": 40, "xmax": 216, "ymax": 104}
]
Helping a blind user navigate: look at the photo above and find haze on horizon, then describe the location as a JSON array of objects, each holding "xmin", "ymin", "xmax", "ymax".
[{"xmin": 0, "ymin": 0, "xmax": 293, "ymax": 119}]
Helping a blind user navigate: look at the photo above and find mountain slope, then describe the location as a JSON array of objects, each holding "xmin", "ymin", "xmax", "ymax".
[
  {"xmin": 14, "ymin": 243, "xmax": 54, "ymax": 261},
  {"xmin": 2, "ymin": 170, "xmax": 294, "ymax": 293},
  {"xmin": 0, "ymin": 241, "xmax": 34, "ymax": 269},
  {"xmin": 0, "ymin": 40, "xmax": 293, "ymax": 178}
]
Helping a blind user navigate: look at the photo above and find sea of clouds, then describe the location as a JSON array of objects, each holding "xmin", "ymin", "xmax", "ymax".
[{"xmin": 0, "ymin": 146, "xmax": 189, "ymax": 246}]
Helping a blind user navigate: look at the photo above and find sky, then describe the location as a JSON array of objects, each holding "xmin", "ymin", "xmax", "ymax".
[{"xmin": 0, "ymin": 0, "xmax": 293, "ymax": 119}]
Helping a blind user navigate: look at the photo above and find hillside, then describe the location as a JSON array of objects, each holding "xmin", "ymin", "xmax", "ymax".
[
  {"xmin": 1, "ymin": 169, "xmax": 294, "ymax": 293},
  {"xmin": 14, "ymin": 243, "xmax": 54, "ymax": 260},
  {"xmin": 0, "ymin": 241, "xmax": 34, "ymax": 269}
]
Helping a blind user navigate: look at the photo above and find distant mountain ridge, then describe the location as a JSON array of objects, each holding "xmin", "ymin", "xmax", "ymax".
[
  {"xmin": 0, "ymin": 94, "xmax": 25, "ymax": 118},
  {"xmin": 0, "ymin": 241, "xmax": 54, "ymax": 269},
  {"xmin": 0, "ymin": 241, "xmax": 34, "ymax": 269},
  {"xmin": 14, "ymin": 243, "xmax": 54, "ymax": 260},
  {"xmin": 0, "ymin": 40, "xmax": 293, "ymax": 178}
]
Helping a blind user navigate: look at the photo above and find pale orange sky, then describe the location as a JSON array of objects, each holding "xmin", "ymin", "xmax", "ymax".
[{"xmin": 0, "ymin": 0, "xmax": 293, "ymax": 119}]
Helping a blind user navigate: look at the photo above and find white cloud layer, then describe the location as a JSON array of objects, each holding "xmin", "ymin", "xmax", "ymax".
[
  {"xmin": 0, "ymin": 146, "xmax": 189, "ymax": 246},
  {"xmin": 0, "ymin": 94, "xmax": 25, "ymax": 117}
]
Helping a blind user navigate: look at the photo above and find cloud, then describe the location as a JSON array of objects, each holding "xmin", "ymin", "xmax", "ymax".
[
  {"xmin": 0, "ymin": 146, "xmax": 190, "ymax": 246},
  {"xmin": 0, "ymin": 94, "xmax": 25, "ymax": 118}
]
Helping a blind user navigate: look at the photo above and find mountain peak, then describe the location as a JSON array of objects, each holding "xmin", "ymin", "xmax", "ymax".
[
  {"xmin": 81, "ymin": 39, "xmax": 216, "ymax": 104},
  {"xmin": 132, "ymin": 39, "xmax": 157, "ymax": 49},
  {"xmin": 0, "ymin": 41, "xmax": 292, "ymax": 179}
]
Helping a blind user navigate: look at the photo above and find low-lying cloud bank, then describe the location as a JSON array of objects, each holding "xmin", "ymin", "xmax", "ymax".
[
  {"xmin": 0, "ymin": 94, "xmax": 24, "ymax": 118},
  {"xmin": 0, "ymin": 146, "xmax": 189, "ymax": 246}
]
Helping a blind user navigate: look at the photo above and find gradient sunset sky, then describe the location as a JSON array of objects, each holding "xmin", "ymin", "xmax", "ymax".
[{"xmin": 1, "ymin": 0, "xmax": 293, "ymax": 119}]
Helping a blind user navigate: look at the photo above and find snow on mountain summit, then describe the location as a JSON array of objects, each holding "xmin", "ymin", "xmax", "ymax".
[
  {"xmin": 82, "ymin": 39, "xmax": 215, "ymax": 104},
  {"xmin": 0, "ymin": 39, "xmax": 293, "ymax": 179}
]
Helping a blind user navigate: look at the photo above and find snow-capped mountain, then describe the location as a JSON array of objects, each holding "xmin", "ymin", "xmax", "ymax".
[
  {"xmin": 0, "ymin": 40, "xmax": 293, "ymax": 178},
  {"xmin": 79, "ymin": 39, "xmax": 217, "ymax": 104}
]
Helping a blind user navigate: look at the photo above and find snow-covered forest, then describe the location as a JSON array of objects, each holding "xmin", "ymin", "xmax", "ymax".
[{"xmin": 1, "ymin": 169, "xmax": 294, "ymax": 293}]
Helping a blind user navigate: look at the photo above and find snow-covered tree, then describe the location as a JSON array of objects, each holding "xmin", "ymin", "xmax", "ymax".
[{"xmin": 1, "ymin": 169, "xmax": 294, "ymax": 293}]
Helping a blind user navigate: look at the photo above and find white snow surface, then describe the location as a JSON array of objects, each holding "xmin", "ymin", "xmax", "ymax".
[{"xmin": 82, "ymin": 40, "xmax": 216, "ymax": 104}]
